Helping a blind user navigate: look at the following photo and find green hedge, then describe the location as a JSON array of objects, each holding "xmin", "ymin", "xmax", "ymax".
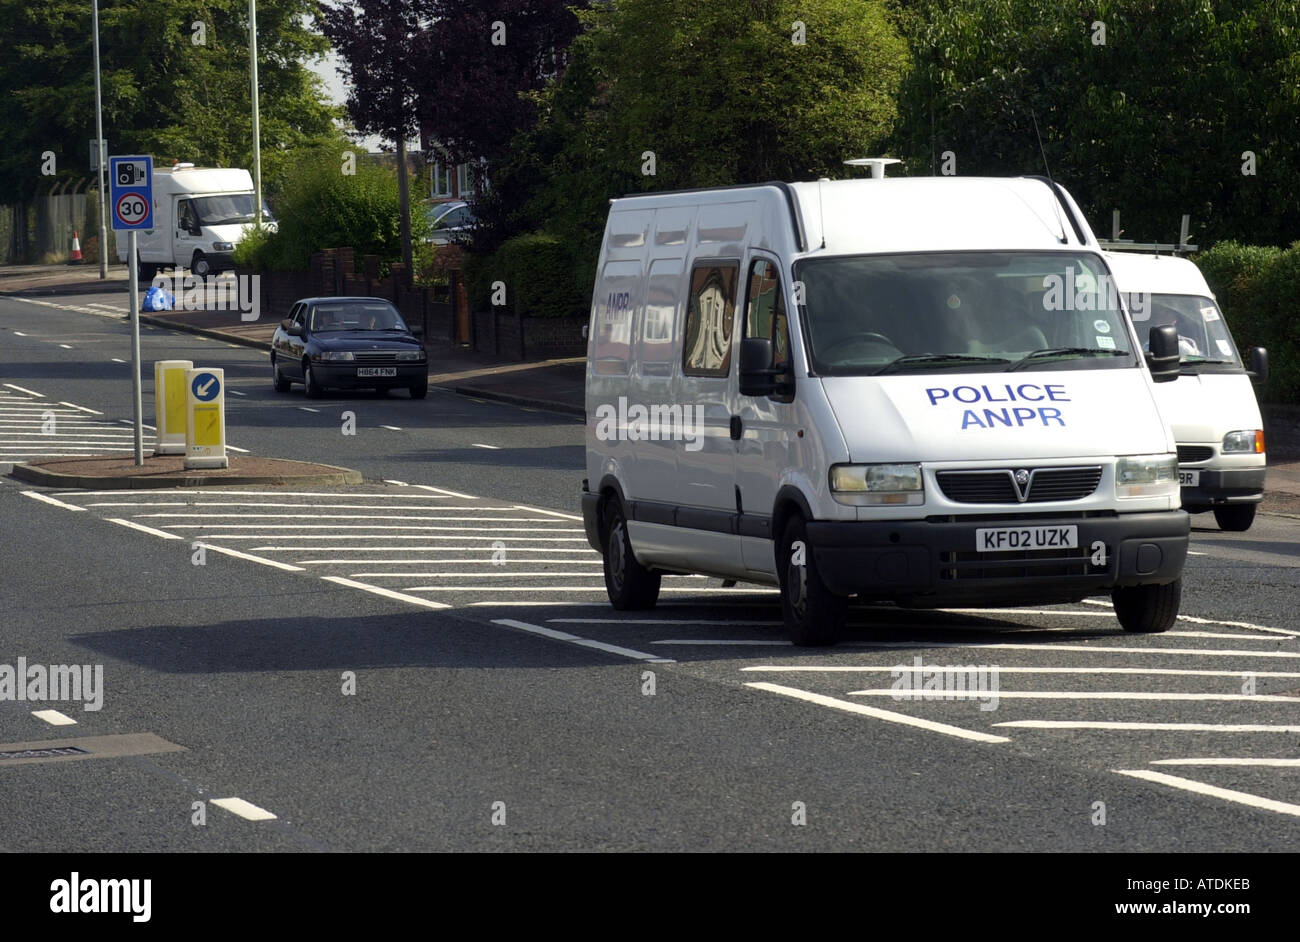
[
  {"xmin": 464, "ymin": 231, "xmax": 588, "ymax": 319},
  {"xmin": 1193, "ymin": 241, "xmax": 1300, "ymax": 405}
]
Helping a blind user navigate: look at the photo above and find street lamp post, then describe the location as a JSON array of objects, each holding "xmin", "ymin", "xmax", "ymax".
[
  {"xmin": 249, "ymin": 0, "xmax": 262, "ymax": 225},
  {"xmin": 92, "ymin": 0, "xmax": 108, "ymax": 278}
]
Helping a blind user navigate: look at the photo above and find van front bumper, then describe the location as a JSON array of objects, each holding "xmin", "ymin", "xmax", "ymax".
[
  {"xmin": 806, "ymin": 511, "xmax": 1188, "ymax": 605},
  {"xmin": 1180, "ymin": 468, "xmax": 1266, "ymax": 509}
]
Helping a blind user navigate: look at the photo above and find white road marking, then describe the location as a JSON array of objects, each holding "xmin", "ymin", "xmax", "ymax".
[
  {"xmin": 162, "ymin": 524, "xmax": 583, "ymax": 531},
  {"xmin": 352, "ymin": 570, "xmax": 618, "ymax": 578},
  {"xmin": 818, "ymin": 641, "xmax": 1300, "ymax": 660},
  {"xmin": 1151, "ymin": 758, "xmax": 1300, "ymax": 767},
  {"xmin": 471, "ymin": 443, "xmax": 500, "ymax": 449},
  {"xmin": 554, "ymin": 618, "xmax": 781, "ymax": 626},
  {"xmin": 491, "ymin": 618, "xmax": 674, "ymax": 663},
  {"xmin": 995, "ymin": 721, "xmax": 1300, "ymax": 732},
  {"xmin": 21, "ymin": 491, "xmax": 88, "ymax": 512},
  {"xmin": 197, "ymin": 543, "xmax": 305, "ymax": 572},
  {"xmin": 107, "ymin": 518, "xmax": 184, "ymax": 540},
  {"xmin": 32, "ymin": 709, "xmax": 77, "ymax": 726},
  {"xmin": 298, "ymin": 407, "xmax": 320, "ymax": 413},
  {"xmin": 470, "ymin": 601, "xmax": 612, "ymax": 607},
  {"xmin": 740, "ymin": 665, "xmax": 1300, "ymax": 678},
  {"xmin": 13, "ymin": 331, "xmax": 26, "ymax": 336},
  {"xmin": 111, "ymin": 358, "xmax": 125, "ymax": 363},
  {"xmin": 411, "ymin": 484, "xmax": 478, "ymax": 500},
  {"xmin": 58, "ymin": 343, "xmax": 73, "ymax": 349},
  {"xmin": 232, "ymin": 535, "xmax": 589, "ymax": 543},
  {"xmin": 384, "ymin": 479, "xmax": 408, "ymax": 486},
  {"xmin": 210, "ymin": 797, "xmax": 277, "ymax": 821},
  {"xmin": 849, "ymin": 689, "xmax": 1295, "ymax": 703},
  {"xmin": 746, "ymin": 682, "xmax": 1009, "ymax": 743},
  {"xmin": 225, "ymin": 444, "xmax": 250, "ymax": 454},
  {"xmin": 133, "ymin": 514, "xmax": 572, "ymax": 523},
  {"xmin": 513, "ymin": 504, "xmax": 583, "ymax": 520},
  {"xmin": 319, "ymin": 576, "xmax": 451, "ymax": 609},
  {"xmin": 660, "ymin": 640, "xmax": 785, "ymax": 646},
  {"xmin": 3, "ymin": 383, "xmax": 44, "ymax": 397},
  {"xmin": 298, "ymin": 558, "xmax": 600, "ymax": 565},
  {"xmin": 1113, "ymin": 769, "xmax": 1300, "ymax": 818},
  {"xmin": 380, "ymin": 425, "xmax": 402, "ymax": 431},
  {"xmin": 1080, "ymin": 598, "xmax": 1297, "ymax": 637},
  {"xmin": 57, "ymin": 402, "xmax": 103, "ymax": 414},
  {"xmin": 228, "ymin": 390, "xmax": 248, "ymax": 396}
]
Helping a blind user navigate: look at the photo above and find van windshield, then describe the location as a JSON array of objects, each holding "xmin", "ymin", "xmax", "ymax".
[
  {"xmin": 794, "ymin": 252, "xmax": 1135, "ymax": 376},
  {"xmin": 193, "ymin": 194, "xmax": 276, "ymax": 226},
  {"xmin": 1128, "ymin": 293, "xmax": 1244, "ymax": 373}
]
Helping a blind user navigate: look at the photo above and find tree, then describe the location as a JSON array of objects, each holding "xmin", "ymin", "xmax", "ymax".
[
  {"xmin": 321, "ymin": 0, "xmax": 432, "ymax": 275},
  {"xmin": 890, "ymin": 0, "xmax": 1300, "ymax": 246},
  {"xmin": 0, "ymin": 0, "xmax": 339, "ymax": 207}
]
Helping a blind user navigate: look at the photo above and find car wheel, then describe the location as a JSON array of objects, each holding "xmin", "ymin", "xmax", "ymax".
[
  {"xmin": 1213, "ymin": 504, "xmax": 1256, "ymax": 532},
  {"xmin": 303, "ymin": 360, "xmax": 323, "ymax": 399},
  {"xmin": 778, "ymin": 515, "xmax": 845, "ymax": 646},
  {"xmin": 1112, "ymin": 578, "xmax": 1181, "ymax": 633},
  {"xmin": 409, "ymin": 379, "xmax": 428, "ymax": 399},
  {"xmin": 602, "ymin": 496, "xmax": 660, "ymax": 610},
  {"xmin": 191, "ymin": 252, "xmax": 211, "ymax": 278},
  {"xmin": 271, "ymin": 356, "xmax": 291, "ymax": 393}
]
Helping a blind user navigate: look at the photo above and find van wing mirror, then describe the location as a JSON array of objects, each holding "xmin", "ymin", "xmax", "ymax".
[
  {"xmin": 739, "ymin": 337, "xmax": 777, "ymax": 397},
  {"xmin": 1146, "ymin": 324, "xmax": 1180, "ymax": 383},
  {"xmin": 1248, "ymin": 346, "xmax": 1268, "ymax": 386}
]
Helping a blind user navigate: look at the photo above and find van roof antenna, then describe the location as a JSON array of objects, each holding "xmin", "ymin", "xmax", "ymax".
[
  {"xmin": 816, "ymin": 178, "xmax": 827, "ymax": 249},
  {"xmin": 1030, "ymin": 109, "xmax": 1052, "ymax": 182},
  {"xmin": 1029, "ymin": 108, "xmax": 1069, "ymax": 244}
]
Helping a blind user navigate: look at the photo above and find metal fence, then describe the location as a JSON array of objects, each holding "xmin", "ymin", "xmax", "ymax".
[{"xmin": 1, "ymin": 177, "xmax": 94, "ymax": 264}]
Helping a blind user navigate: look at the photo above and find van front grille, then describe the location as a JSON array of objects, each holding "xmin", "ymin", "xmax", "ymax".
[{"xmin": 936, "ymin": 467, "xmax": 1102, "ymax": 504}]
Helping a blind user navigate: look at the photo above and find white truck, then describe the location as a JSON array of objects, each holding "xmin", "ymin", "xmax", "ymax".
[
  {"xmin": 1104, "ymin": 250, "xmax": 1268, "ymax": 531},
  {"xmin": 582, "ymin": 175, "xmax": 1190, "ymax": 645},
  {"xmin": 115, "ymin": 164, "xmax": 273, "ymax": 280}
]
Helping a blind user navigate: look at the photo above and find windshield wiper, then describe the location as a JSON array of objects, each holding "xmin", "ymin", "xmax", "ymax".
[
  {"xmin": 1006, "ymin": 348, "xmax": 1128, "ymax": 371},
  {"xmin": 872, "ymin": 354, "xmax": 1010, "ymax": 375}
]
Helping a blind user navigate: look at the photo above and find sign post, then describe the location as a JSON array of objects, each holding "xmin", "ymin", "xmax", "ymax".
[
  {"xmin": 184, "ymin": 368, "xmax": 228, "ymax": 470},
  {"xmin": 108, "ymin": 155, "xmax": 153, "ymax": 466}
]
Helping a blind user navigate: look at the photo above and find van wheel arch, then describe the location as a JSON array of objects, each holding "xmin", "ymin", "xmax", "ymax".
[
  {"xmin": 771, "ymin": 486, "xmax": 815, "ymax": 546},
  {"xmin": 596, "ymin": 477, "xmax": 630, "ymax": 551}
]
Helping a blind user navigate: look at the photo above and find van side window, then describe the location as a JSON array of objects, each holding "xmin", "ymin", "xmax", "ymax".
[
  {"xmin": 177, "ymin": 200, "xmax": 198, "ymax": 233},
  {"xmin": 683, "ymin": 263, "xmax": 738, "ymax": 377},
  {"xmin": 744, "ymin": 259, "xmax": 791, "ymax": 375}
]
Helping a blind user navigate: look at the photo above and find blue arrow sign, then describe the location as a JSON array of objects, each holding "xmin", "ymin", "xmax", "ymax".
[{"xmin": 191, "ymin": 372, "xmax": 220, "ymax": 401}]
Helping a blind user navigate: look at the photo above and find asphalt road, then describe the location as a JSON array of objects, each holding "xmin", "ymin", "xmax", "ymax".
[{"xmin": 2, "ymin": 292, "xmax": 1299, "ymax": 854}]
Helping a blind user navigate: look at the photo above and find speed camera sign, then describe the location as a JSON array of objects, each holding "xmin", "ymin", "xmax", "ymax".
[{"xmin": 109, "ymin": 155, "xmax": 153, "ymax": 230}]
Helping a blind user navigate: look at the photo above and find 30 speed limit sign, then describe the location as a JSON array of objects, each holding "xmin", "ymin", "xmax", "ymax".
[
  {"xmin": 114, "ymin": 192, "xmax": 150, "ymax": 227},
  {"xmin": 108, "ymin": 155, "xmax": 153, "ymax": 230}
]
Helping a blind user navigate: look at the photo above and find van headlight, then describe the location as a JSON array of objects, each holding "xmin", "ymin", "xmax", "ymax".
[
  {"xmin": 1222, "ymin": 429, "xmax": 1265, "ymax": 454},
  {"xmin": 830, "ymin": 463, "xmax": 924, "ymax": 505},
  {"xmin": 1115, "ymin": 454, "xmax": 1179, "ymax": 498},
  {"xmin": 213, "ymin": 241, "xmax": 234, "ymax": 251}
]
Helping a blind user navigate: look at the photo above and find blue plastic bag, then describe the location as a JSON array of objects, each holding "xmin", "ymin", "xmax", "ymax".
[{"xmin": 142, "ymin": 285, "xmax": 175, "ymax": 312}]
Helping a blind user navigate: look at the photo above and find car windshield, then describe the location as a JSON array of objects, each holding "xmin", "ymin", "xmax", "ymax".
[
  {"xmin": 1128, "ymin": 293, "xmax": 1244, "ymax": 372},
  {"xmin": 794, "ymin": 252, "xmax": 1136, "ymax": 376},
  {"xmin": 309, "ymin": 302, "xmax": 407, "ymax": 333},
  {"xmin": 194, "ymin": 194, "xmax": 276, "ymax": 226}
]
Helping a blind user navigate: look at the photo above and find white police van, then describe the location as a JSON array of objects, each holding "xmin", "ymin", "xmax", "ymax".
[
  {"xmin": 581, "ymin": 176, "xmax": 1190, "ymax": 645},
  {"xmin": 1103, "ymin": 250, "xmax": 1268, "ymax": 531}
]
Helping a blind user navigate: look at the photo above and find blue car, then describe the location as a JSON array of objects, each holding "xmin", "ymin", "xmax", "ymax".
[{"xmin": 271, "ymin": 297, "xmax": 428, "ymax": 399}]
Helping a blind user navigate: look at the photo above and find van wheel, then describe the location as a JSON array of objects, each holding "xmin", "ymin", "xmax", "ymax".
[
  {"xmin": 303, "ymin": 361, "xmax": 323, "ymax": 399},
  {"xmin": 778, "ymin": 515, "xmax": 845, "ymax": 646},
  {"xmin": 1112, "ymin": 578, "xmax": 1181, "ymax": 633},
  {"xmin": 602, "ymin": 498, "xmax": 660, "ymax": 609},
  {"xmin": 191, "ymin": 252, "xmax": 211, "ymax": 277},
  {"xmin": 1213, "ymin": 504, "xmax": 1256, "ymax": 532},
  {"xmin": 271, "ymin": 356, "xmax": 291, "ymax": 392}
]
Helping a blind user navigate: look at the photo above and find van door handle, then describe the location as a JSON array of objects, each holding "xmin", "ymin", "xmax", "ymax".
[{"xmin": 730, "ymin": 415, "xmax": 743, "ymax": 440}]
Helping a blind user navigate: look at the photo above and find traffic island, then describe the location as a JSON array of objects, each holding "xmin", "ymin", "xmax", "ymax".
[{"xmin": 10, "ymin": 454, "xmax": 362, "ymax": 489}]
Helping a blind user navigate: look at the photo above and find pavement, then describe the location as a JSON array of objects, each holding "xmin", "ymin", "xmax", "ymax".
[{"xmin": 10, "ymin": 454, "xmax": 362, "ymax": 489}]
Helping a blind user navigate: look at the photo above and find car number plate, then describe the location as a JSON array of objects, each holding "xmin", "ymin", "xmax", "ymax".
[
  {"xmin": 975, "ymin": 525, "xmax": 1078, "ymax": 552},
  {"xmin": 1178, "ymin": 470, "xmax": 1199, "ymax": 486},
  {"xmin": 356, "ymin": 367, "xmax": 396, "ymax": 377}
]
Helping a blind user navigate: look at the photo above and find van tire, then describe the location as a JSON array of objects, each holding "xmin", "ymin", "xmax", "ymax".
[
  {"xmin": 191, "ymin": 252, "xmax": 211, "ymax": 277},
  {"xmin": 602, "ymin": 498, "xmax": 660, "ymax": 610},
  {"xmin": 1112, "ymin": 578, "xmax": 1181, "ymax": 633},
  {"xmin": 1213, "ymin": 504, "xmax": 1256, "ymax": 532},
  {"xmin": 303, "ymin": 361, "xmax": 324, "ymax": 399},
  {"xmin": 778, "ymin": 516, "xmax": 846, "ymax": 646}
]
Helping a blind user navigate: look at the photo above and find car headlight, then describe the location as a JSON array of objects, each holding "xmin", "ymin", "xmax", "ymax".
[
  {"xmin": 830, "ymin": 463, "xmax": 924, "ymax": 505},
  {"xmin": 318, "ymin": 351, "xmax": 355, "ymax": 361},
  {"xmin": 1115, "ymin": 454, "xmax": 1179, "ymax": 498},
  {"xmin": 395, "ymin": 350, "xmax": 425, "ymax": 361},
  {"xmin": 1222, "ymin": 429, "xmax": 1265, "ymax": 454},
  {"xmin": 213, "ymin": 241, "xmax": 234, "ymax": 251}
]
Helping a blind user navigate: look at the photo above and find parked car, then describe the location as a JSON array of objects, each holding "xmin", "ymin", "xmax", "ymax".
[
  {"xmin": 270, "ymin": 297, "xmax": 428, "ymax": 399},
  {"xmin": 424, "ymin": 200, "xmax": 477, "ymax": 245}
]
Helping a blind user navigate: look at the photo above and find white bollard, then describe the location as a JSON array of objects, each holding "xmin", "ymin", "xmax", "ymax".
[
  {"xmin": 184, "ymin": 367, "xmax": 228, "ymax": 470},
  {"xmin": 153, "ymin": 359, "xmax": 193, "ymax": 455}
]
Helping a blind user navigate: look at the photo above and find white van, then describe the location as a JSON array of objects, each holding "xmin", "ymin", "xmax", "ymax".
[
  {"xmin": 581, "ymin": 176, "xmax": 1191, "ymax": 645},
  {"xmin": 115, "ymin": 164, "xmax": 273, "ymax": 280},
  {"xmin": 1103, "ymin": 250, "xmax": 1268, "ymax": 530}
]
